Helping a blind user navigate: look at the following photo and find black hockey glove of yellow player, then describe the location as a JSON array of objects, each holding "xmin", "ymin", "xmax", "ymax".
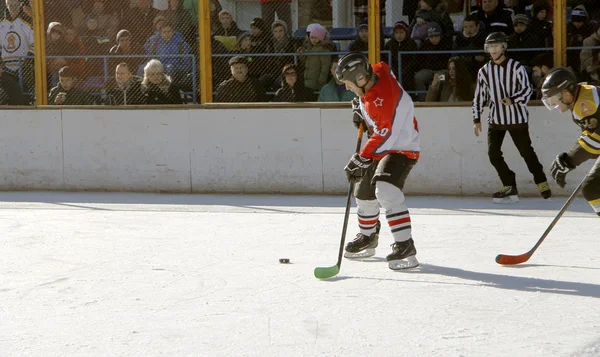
[
  {"xmin": 351, "ymin": 97, "xmax": 367, "ymax": 131},
  {"xmin": 550, "ymin": 153, "xmax": 575, "ymax": 188},
  {"xmin": 345, "ymin": 153, "xmax": 373, "ymax": 182}
]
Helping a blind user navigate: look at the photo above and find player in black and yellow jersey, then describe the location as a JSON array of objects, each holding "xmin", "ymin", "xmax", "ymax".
[{"xmin": 541, "ymin": 68, "xmax": 600, "ymax": 216}]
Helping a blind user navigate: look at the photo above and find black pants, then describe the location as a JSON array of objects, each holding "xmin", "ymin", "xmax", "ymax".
[
  {"xmin": 488, "ymin": 125, "xmax": 547, "ymax": 187},
  {"xmin": 582, "ymin": 157, "xmax": 600, "ymax": 216},
  {"xmin": 354, "ymin": 154, "xmax": 418, "ymax": 200}
]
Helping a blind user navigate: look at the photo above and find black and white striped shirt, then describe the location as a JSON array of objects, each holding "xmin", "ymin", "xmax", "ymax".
[{"xmin": 472, "ymin": 58, "xmax": 532, "ymax": 126}]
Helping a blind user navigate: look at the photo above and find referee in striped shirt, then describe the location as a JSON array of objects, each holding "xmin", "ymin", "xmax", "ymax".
[{"xmin": 472, "ymin": 32, "xmax": 551, "ymax": 203}]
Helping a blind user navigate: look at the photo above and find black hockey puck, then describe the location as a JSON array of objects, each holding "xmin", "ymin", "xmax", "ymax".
[{"xmin": 279, "ymin": 258, "xmax": 290, "ymax": 264}]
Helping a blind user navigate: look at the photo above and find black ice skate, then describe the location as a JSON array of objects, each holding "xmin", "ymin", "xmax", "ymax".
[
  {"xmin": 386, "ymin": 239, "xmax": 419, "ymax": 270},
  {"xmin": 492, "ymin": 185, "xmax": 519, "ymax": 204},
  {"xmin": 344, "ymin": 221, "xmax": 381, "ymax": 259}
]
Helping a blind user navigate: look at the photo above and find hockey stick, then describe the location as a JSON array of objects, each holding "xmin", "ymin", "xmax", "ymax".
[
  {"xmin": 314, "ymin": 123, "xmax": 364, "ymax": 279},
  {"xmin": 495, "ymin": 158, "xmax": 598, "ymax": 265}
]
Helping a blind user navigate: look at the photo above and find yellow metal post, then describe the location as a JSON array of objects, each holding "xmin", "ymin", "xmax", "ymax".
[
  {"xmin": 367, "ymin": 0, "xmax": 381, "ymax": 64},
  {"xmin": 553, "ymin": 0, "xmax": 566, "ymax": 67},
  {"xmin": 33, "ymin": 0, "xmax": 47, "ymax": 105},
  {"xmin": 199, "ymin": 0, "xmax": 213, "ymax": 103}
]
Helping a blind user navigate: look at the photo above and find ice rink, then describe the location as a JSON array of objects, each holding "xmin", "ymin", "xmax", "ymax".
[{"xmin": 1, "ymin": 191, "xmax": 599, "ymax": 357}]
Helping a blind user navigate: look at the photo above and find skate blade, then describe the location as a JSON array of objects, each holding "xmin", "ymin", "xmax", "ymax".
[
  {"xmin": 344, "ymin": 248, "xmax": 376, "ymax": 259},
  {"xmin": 492, "ymin": 196, "xmax": 519, "ymax": 204},
  {"xmin": 388, "ymin": 256, "xmax": 419, "ymax": 270}
]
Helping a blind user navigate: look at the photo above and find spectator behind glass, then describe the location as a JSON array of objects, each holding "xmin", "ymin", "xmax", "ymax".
[
  {"xmin": 0, "ymin": 63, "xmax": 26, "ymax": 105},
  {"xmin": 567, "ymin": 5, "xmax": 594, "ymax": 72},
  {"xmin": 300, "ymin": 25, "xmax": 331, "ymax": 91},
  {"xmin": 507, "ymin": 14, "xmax": 540, "ymax": 67},
  {"xmin": 426, "ymin": 56, "xmax": 475, "ymax": 102},
  {"xmin": 250, "ymin": 17, "xmax": 272, "ymax": 53},
  {"xmin": 529, "ymin": 1, "xmax": 552, "ymax": 47},
  {"xmin": 317, "ymin": 60, "xmax": 357, "ymax": 102},
  {"xmin": 212, "ymin": 9, "xmax": 243, "ymax": 37},
  {"xmin": 105, "ymin": 62, "xmax": 144, "ymax": 105},
  {"xmin": 48, "ymin": 66, "xmax": 93, "ymax": 105},
  {"xmin": 261, "ymin": 0, "xmax": 291, "ymax": 32},
  {"xmin": 414, "ymin": 22, "xmax": 451, "ymax": 101},
  {"xmin": 453, "ymin": 14, "xmax": 486, "ymax": 79},
  {"xmin": 580, "ymin": 24, "xmax": 600, "ymax": 78},
  {"xmin": 214, "ymin": 56, "xmax": 267, "ymax": 102},
  {"xmin": 142, "ymin": 59, "xmax": 183, "ymax": 104},
  {"xmin": 348, "ymin": 23, "xmax": 368, "ymax": 52},
  {"xmin": 46, "ymin": 22, "xmax": 84, "ymax": 86},
  {"xmin": 384, "ymin": 21, "xmax": 418, "ymax": 90},
  {"xmin": 410, "ymin": 0, "xmax": 454, "ymax": 45},
  {"xmin": 273, "ymin": 63, "xmax": 314, "ymax": 102},
  {"xmin": 269, "ymin": 20, "xmax": 295, "ymax": 87},
  {"xmin": 110, "ymin": 29, "xmax": 143, "ymax": 74},
  {"xmin": 530, "ymin": 52, "xmax": 554, "ymax": 99},
  {"xmin": 0, "ymin": 0, "xmax": 34, "ymax": 91},
  {"xmin": 471, "ymin": 0, "xmax": 513, "ymax": 36},
  {"xmin": 145, "ymin": 21, "xmax": 191, "ymax": 85},
  {"xmin": 62, "ymin": 25, "xmax": 86, "ymax": 77},
  {"xmin": 128, "ymin": 0, "xmax": 159, "ymax": 48},
  {"xmin": 87, "ymin": 0, "xmax": 120, "ymax": 41},
  {"xmin": 163, "ymin": 0, "xmax": 195, "ymax": 46}
]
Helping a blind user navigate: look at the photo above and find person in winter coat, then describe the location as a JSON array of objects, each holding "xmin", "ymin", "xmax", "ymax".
[
  {"xmin": 425, "ymin": 56, "xmax": 475, "ymax": 102},
  {"xmin": 249, "ymin": 17, "xmax": 272, "ymax": 53},
  {"xmin": 163, "ymin": 0, "xmax": 196, "ymax": 46},
  {"xmin": 299, "ymin": 25, "xmax": 331, "ymax": 91},
  {"xmin": 317, "ymin": 60, "xmax": 357, "ymax": 102},
  {"xmin": 105, "ymin": 62, "xmax": 145, "ymax": 105},
  {"xmin": 453, "ymin": 14, "xmax": 486, "ymax": 79},
  {"xmin": 145, "ymin": 22, "xmax": 192, "ymax": 84},
  {"xmin": 142, "ymin": 59, "xmax": 183, "ymax": 104},
  {"xmin": 414, "ymin": 23, "xmax": 451, "ymax": 101},
  {"xmin": 580, "ymin": 25, "xmax": 600, "ymax": 76},
  {"xmin": 48, "ymin": 66, "xmax": 94, "ymax": 105},
  {"xmin": 273, "ymin": 64, "xmax": 314, "ymax": 102},
  {"xmin": 109, "ymin": 29, "xmax": 144, "ymax": 77},
  {"xmin": 567, "ymin": 5, "xmax": 594, "ymax": 72},
  {"xmin": 0, "ymin": 64, "xmax": 27, "ymax": 105},
  {"xmin": 529, "ymin": 1, "xmax": 552, "ymax": 46},
  {"xmin": 507, "ymin": 14, "xmax": 541, "ymax": 67},
  {"xmin": 348, "ymin": 23, "xmax": 369, "ymax": 52},
  {"xmin": 214, "ymin": 56, "xmax": 268, "ymax": 102},
  {"xmin": 268, "ymin": 20, "xmax": 296, "ymax": 91},
  {"xmin": 212, "ymin": 9, "xmax": 243, "ymax": 37},
  {"xmin": 384, "ymin": 21, "xmax": 418, "ymax": 90},
  {"xmin": 410, "ymin": 0, "xmax": 454, "ymax": 45}
]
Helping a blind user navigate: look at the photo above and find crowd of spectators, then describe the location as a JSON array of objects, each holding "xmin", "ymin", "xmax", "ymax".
[{"xmin": 1, "ymin": 0, "xmax": 600, "ymax": 105}]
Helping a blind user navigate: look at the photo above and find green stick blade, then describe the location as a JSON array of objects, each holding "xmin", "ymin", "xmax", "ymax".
[{"xmin": 314, "ymin": 265, "xmax": 340, "ymax": 279}]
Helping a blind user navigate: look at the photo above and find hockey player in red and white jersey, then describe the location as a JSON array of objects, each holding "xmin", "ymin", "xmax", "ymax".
[{"xmin": 336, "ymin": 52, "xmax": 421, "ymax": 270}]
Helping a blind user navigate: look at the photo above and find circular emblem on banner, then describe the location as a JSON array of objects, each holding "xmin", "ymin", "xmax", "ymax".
[
  {"xmin": 3, "ymin": 31, "xmax": 22, "ymax": 54},
  {"xmin": 587, "ymin": 118, "xmax": 598, "ymax": 129}
]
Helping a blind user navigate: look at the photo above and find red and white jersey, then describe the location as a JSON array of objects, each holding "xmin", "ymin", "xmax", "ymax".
[{"xmin": 358, "ymin": 62, "xmax": 420, "ymax": 160}]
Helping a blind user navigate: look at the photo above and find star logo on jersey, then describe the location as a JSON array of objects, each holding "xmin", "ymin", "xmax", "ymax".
[{"xmin": 374, "ymin": 97, "xmax": 384, "ymax": 107}]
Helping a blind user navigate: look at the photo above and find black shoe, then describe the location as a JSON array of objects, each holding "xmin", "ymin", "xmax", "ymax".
[
  {"xmin": 386, "ymin": 239, "xmax": 419, "ymax": 269},
  {"xmin": 492, "ymin": 186, "xmax": 519, "ymax": 204},
  {"xmin": 344, "ymin": 222, "xmax": 380, "ymax": 259}
]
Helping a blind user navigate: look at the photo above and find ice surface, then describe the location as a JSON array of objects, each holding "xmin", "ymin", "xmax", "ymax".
[{"xmin": 1, "ymin": 192, "xmax": 599, "ymax": 357}]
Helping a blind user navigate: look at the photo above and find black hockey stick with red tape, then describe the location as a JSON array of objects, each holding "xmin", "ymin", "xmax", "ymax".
[
  {"xmin": 495, "ymin": 158, "xmax": 598, "ymax": 265},
  {"xmin": 314, "ymin": 123, "xmax": 364, "ymax": 279}
]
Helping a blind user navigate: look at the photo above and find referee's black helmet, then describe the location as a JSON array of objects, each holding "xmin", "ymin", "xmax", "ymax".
[
  {"xmin": 484, "ymin": 32, "xmax": 508, "ymax": 52},
  {"xmin": 336, "ymin": 52, "xmax": 373, "ymax": 85}
]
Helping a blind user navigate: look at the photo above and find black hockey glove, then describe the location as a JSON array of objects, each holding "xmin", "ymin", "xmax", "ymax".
[
  {"xmin": 345, "ymin": 153, "xmax": 373, "ymax": 182},
  {"xmin": 550, "ymin": 153, "xmax": 575, "ymax": 188},
  {"xmin": 351, "ymin": 97, "xmax": 366, "ymax": 131}
]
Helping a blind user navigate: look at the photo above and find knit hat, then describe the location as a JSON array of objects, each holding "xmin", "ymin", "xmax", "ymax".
[
  {"xmin": 58, "ymin": 66, "xmax": 75, "ymax": 78},
  {"xmin": 236, "ymin": 31, "xmax": 252, "ymax": 44},
  {"xmin": 116, "ymin": 29, "xmax": 130, "ymax": 42},
  {"xmin": 427, "ymin": 22, "xmax": 442, "ymax": 38},
  {"xmin": 393, "ymin": 21, "xmax": 409, "ymax": 33},
  {"xmin": 47, "ymin": 22, "xmax": 63, "ymax": 36},
  {"xmin": 513, "ymin": 14, "xmax": 529, "ymax": 26},
  {"xmin": 271, "ymin": 19, "xmax": 288, "ymax": 33},
  {"xmin": 571, "ymin": 5, "xmax": 588, "ymax": 22},
  {"xmin": 306, "ymin": 23, "xmax": 323, "ymax": 33},
  {"xmin": 250, "ymin": 17, "xmax": 267, "ymax": 32},
  {"xmin": 229, "ymin": 56, "xmax": 247, "ymax": 66},
  {"xmin": 532, "ymin": 1, "xmax": 549, "ymax": 17},
  {"xmin": 358, "ymin": 23, "xmax": 368, "ymax": 31},
  {"xmin": 309, "ymin": 25, "xmax": 326, "ymax": 41}
]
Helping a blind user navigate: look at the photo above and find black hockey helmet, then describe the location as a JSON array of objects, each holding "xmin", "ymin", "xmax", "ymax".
[
  {"xmin": 484, "ymin": 32, "xmax": 508, "ymax": 52},
  {"xmin": 541, "ymin": 67, "xmax": 578, "ymax": 110},
  {"xmin": 335, "ymin": 52, "xmax": 373, "ymax": 85}
]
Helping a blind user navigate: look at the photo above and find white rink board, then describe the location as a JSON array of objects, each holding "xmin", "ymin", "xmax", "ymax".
[
  {"xmin": 61, "ymin": 110, "xmax": 191, "ymax": 192},
  {"xmin": 190, "ymin": 108, "xmax": 323, "ymax": 193},
  {"xmin": 0, "ymin": 109, "xmax": 63, "ymax": 189},
  {"xmin": 0, "ymin": 106, "xmax": 591, "ymax": 195}
]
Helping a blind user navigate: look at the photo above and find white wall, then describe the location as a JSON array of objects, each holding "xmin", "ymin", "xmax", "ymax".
[{"xmin": 0, "ymin": 106, "xmax": 591, "ymax": 196}]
